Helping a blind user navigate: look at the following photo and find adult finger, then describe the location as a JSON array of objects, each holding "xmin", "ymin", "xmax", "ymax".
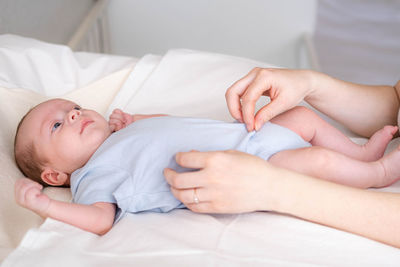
[
  {"xmin": 164, "ymin": 168, "xmax": 207, "ymax": 189},
  {"xmin": 240, "ymin": 71, "xmax": 273, "ymax": 131},
  {"xmin": 170, "ymin": 186, "xmax": 209, "ymax": 204},
  {"xmin": 253, "ymin": 97, "xmax": 288, "ymax": 131},
  {"xmin": 225, "ymin": 68, "xmax": 259, "ymax": 122},
  {"xmin": 185, "ymin": 202, "xmax": 215, "ymax": 213},
  {"xmin": 174, "ymin": 151, "xmax": 212, "ymax": 169}
]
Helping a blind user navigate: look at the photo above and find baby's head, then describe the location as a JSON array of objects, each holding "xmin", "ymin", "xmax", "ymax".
[{"xmin": 14, "ymin": 98, "xmax": 111, "ymax": 186}]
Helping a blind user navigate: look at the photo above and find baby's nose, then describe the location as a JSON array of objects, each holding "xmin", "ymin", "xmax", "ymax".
[{"xmin": 69, "ymin": 109, "xmax": 81, "ymax": 122}]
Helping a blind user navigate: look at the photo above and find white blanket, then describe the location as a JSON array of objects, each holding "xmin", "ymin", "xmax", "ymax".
[{"xmin": 2, "ymin": 48, "xmax": 400, "ymax": 266}]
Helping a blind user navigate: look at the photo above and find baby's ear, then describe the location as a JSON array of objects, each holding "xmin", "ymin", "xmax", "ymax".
[{"xmin": 41, "ymin": 168, "xmax": 68, "ymax": 186}]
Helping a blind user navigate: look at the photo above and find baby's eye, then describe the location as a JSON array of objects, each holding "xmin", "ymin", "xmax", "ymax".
[
  {"xmin": 74, "ymin": 106, "xmax": 81, "ymax": 110},
  {"xmin": 52, "ymin": 122, "xmax": 62, "ymax": 132}
]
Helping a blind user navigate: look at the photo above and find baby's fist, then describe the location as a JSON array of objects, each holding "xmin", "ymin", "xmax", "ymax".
[
  {"xmin": 15, "ymin": 178, "xmax": 50, "ymax": 217},
  {"xmin": 109, "ymin": 109, "xmax": 134, "ymax": 132}
]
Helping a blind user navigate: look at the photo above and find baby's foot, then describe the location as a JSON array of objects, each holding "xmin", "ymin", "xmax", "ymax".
[
  {"xmin": 362, "ymin": 125, "xmax": 398, "ymax": 161},
  {"xmin": 373, "ymin": 144, "xmax": 400, "ymax": 188}
]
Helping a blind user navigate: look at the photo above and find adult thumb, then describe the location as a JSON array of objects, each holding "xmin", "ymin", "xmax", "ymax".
[{"xmin": 254, "ymin": 100, "xmax": 286, "ymax": 131}]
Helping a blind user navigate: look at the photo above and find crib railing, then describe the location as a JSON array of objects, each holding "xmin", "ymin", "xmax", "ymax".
[
  {"xmin": 67, "ymin": 0, "xmax": 110, "ymax": 53},
  {"xmin": 67, "ymin": 0, "xmax": 320, "ymax": 71}
]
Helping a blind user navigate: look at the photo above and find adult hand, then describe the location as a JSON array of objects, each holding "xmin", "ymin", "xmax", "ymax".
[
  {"xmin": 226, "ymin": 67, "xmax": 315, "ymax": 131},
  {"xmin": 164, "ymin": 150, "xmax": 280, "ymax": 213}
]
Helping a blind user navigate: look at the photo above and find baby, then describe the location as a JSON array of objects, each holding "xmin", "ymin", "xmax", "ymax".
[{"xmin": 14, "ymin": 98, "xmax": 400, "ymax": 235}]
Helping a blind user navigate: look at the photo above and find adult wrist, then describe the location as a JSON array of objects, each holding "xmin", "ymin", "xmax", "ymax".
[
  {"xmin": 303, "ymin": 70, "xmax": 334, "ymax": 107},
  {"xmin": 303, "ymin": 70, "xmax": 320, "ymax": 101},
  {"xmin": 254, "ymin": 163, "xmax": 289, "ymax": 212}
]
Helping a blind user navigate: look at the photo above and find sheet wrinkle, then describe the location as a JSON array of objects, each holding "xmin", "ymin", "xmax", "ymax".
[
  {"xmin": 106, "ymin": 55, "xmax": 161, "ymax": 118},
  {"xmin": 214, "ymin": 214, "xmax": 241, "ymax": 253},
  {"xmin": 78, "ymin": 249, "xmax": 323, "ymax": 266},
  {"xmin": 6, "ymin": 224, "xmax": 320, "ymax": 267}
]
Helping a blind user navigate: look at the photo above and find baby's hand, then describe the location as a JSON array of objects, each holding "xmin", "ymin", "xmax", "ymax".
[
  {"xmin": 14, "ymin": 178, "xmax": 50, "ymax": 217},
  {"xmin": 109, "ymin": 109, "xmax": 167, "ymax": 132},
  {"xmin": 109, "ymin": 109, "xmax": 134, "ymax": 132}
]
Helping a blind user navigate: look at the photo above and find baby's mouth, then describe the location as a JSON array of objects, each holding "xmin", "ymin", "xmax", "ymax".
[{"xmin": 80, "ymin": 120, "xmax": 93, "ymax": 134}]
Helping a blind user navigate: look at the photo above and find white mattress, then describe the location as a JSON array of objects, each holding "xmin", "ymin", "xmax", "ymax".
[{"xmin": 1, "ymin": 34, "xmax": 400, "ymax": 266}]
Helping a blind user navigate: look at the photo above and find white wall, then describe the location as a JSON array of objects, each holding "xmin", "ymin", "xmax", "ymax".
[
  {"xmin": 107, "ymin": 0, "xmax": 317, "ymax": 68},
  {"xmin": 314, "ymin": 0, "xmax": 400, "ymax": 85},
  {"xmin": 0, "ymin": 0, "xmax": 94, "ymax": 45}
]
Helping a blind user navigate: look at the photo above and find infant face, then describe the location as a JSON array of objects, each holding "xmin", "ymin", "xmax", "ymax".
[{"xmin": 17, "ymin": 99, "xmax": 111, "ymax": 175}]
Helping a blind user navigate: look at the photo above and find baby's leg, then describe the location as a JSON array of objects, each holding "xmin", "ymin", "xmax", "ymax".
[
  {"xmin": 268, "ymin": 146, "xmax": 399, "ymax": 189},
  {"xmin": 377, "ymin": 145, "xmax": 400, "ymax": 187},
  {"xmin": 270, "ymin": 106, "xmax": 397, "ymax": 162}
]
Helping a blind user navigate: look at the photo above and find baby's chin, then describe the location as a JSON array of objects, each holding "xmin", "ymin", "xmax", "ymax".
[
  {"xmin": 63, "ymin": 142, "xmax": 105, "ymax": 173},
  {"xmin": 84, "ymin": 131, "xmax": 110, "ymax": 158},
  {"xmin": 62, "ymin": 127, "xmax": 111, "ymax": 172}
]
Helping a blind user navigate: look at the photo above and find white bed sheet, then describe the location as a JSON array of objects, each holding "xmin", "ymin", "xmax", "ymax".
[{"xmin": 1, "ymin": 37, "xmax": 400, "ymax": 266}]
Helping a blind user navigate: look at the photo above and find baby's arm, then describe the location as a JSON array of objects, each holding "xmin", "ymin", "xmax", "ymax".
[
  {"xmin": 109, "ymin": 109, "xmax": 167, "ymax": 132},
  {"xmin": 15, "ymin": 178, "xmax": 115, "ymax": 235}
]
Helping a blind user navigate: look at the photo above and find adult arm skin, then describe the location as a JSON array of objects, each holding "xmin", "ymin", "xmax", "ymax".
[
  {"xmin": 270, "ymin": 162, "xmax": 400, "ymax": 248},
  {"xmin": 226, "ymin": 68, "xmax": 399, "ymax": 137},
  {"xmin": 164, "ymin": 150, "xmax": 400, "ymax": 248},
  {"xmin": 305, "ymin": 72, "xmax": 399, "ymax": 137}
]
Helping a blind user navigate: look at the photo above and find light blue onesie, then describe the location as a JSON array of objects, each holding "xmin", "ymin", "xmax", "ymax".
[{"xmin": 70, "ymin": 117, "xmax": 310, "ymax": 222}]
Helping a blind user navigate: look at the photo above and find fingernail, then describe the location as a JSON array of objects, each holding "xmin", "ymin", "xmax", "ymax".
[
  {"xmin": 246, "ymin": 124, "xmax": 252, "ymax": 132},
  {"xmin": 255, "ymin": 119, "xmax": 263, "ymax": 131},
  {"xmin": 175, "ymin": 152, "xmax": 181, "ymax": 162}
]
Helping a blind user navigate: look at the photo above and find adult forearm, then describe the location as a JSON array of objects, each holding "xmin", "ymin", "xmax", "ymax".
[
  {"xmin": 305, "ymin": 71, "xmax": 399, "ymax": 137},
  {"xmin": 165, "ymin": 150, "xmax": 400, "ymax": 247},
  {"xmin": 271, "ymin": 168, "xmax": 400, "ymax": 247}
]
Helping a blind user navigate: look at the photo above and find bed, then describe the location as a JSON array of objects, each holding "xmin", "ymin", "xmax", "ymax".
[{"xmin": 1, "ymin": 33, "xmax": 400, "ymax": 266}]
